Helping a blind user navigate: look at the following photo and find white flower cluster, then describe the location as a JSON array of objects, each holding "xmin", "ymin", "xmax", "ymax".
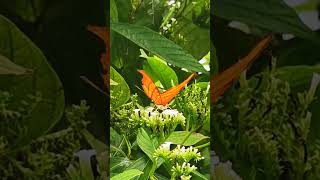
[
  {"xmin": 154, "ymin": 142, "xmax": 204, "ymax": 179},
  {"xmin": 172, "ymin": 162, "xmax": 197, "ymax": 179},
  {"xmin": 167, "ymin": 0, "xmax": 181, "ymax": 8},
  {"xmin": 171, "ymin": 145, "xmax": 204, "ymax": 162},
  {"xmin": 131, "ymin": 107, "xmax": 185, "ymax": 134}
]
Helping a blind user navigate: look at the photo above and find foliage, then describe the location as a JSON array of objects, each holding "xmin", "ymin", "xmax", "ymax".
[
  {"xmin": 110, "ymin": 0, "xmax": 210, "ymax": 179},
  {"xmin": 212, "ymin": 0, "xmax": 320, "ymax": 179},
  {"xmin": 0, "ymin": 1, "xmax": 108, "ymax": 179},
  {"xmin": 212, "ymin": 64, "xmax": 320, "ymax": 179}
]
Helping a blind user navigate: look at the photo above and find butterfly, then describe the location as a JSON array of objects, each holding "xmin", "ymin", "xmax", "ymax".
[
  {"xmin": 211, "ymin": 35, "xmax": 273, "ymax": 103},
  {"xmin": 138, "ymin": 70, "xmax": 196, "ymax": 106},
  {"xmin": 87, "ymin": 25, "xmax": 110, "ymax": 91}
]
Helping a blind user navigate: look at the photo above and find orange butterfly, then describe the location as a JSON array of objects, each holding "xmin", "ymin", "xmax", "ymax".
[
  {"xmin": 211, "ymin": 35, "xmax": 273, "ymax": 103},
  {"xmin": 87, "ymin": 25, "xmax": 110, "ymax": 91},
  {"xmin": 138, "ymin": 70, "xmax": 196, "ymax": 106}
]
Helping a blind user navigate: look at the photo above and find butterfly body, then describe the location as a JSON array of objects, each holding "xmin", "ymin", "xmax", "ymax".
[
  {"xmin": 211, "ymin": 35, "xmax": 273, "ymax": 102},
  {"xmin": 138, "ymin": 70, "xmax": 196, "ymax": 106}
]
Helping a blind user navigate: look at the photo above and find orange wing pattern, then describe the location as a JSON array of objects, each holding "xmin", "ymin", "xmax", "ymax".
[
  {"xmin": 211, "ymin": 35, "xmax": 273, "ymax": 103},
  {"xmin": 138, "ymin": 70, "xmax": 196, "ymax": 106},
  {"xmin": 87, "ymin": 26, "xmax": 110, "ymax": 91}
]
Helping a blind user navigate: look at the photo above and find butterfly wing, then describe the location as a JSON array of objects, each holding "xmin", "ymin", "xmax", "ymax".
[
  {"xmin": 87, "ymin": 26, "xmax": 110, "ymax": 90},
  {"xmin": 157, "ymin": 72, "xmax": 196, "ymax": 105},
  {"xmin": 138, "ymin": 70, "xmax": 162, "ymax": 104},
  {"xmin": 211, "ymin": 35, "xmax": 272, "ymax": 102},
  {"xmin": 138, "ymin": 70, "xmax": 196, "ymax": 105}
]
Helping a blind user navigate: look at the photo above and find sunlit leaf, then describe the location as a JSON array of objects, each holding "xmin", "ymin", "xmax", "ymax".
[
  {"xmin": 110, "ymin": 66, "xmax": 130, "ymax": 108},
  {"xmin": 166, "ymin": 131, "xmax": 209, "ymax": 146},
  {"xmin": 111, "ymin": 22, "xmax": 207, "ymax": 73}
]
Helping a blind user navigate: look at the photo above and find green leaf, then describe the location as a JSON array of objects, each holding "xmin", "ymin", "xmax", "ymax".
[
  {"xmin": 126, "ymin": 156, "xmax": 164, "ymax": 180},
  {"xmin": 110, "ymin": 66, "xmax": 130, "ymax": 108},
  {"xmin": 137, "ymin": 128, "xmax": 156, "ymax": 161},
  {"xmin": 110, "ymin": 22, "xmax": 207, "ymax": 73},
  {"xmin": 0, "ymin": 54, "xmax": 31, "ymax": 75},
  {"xmin": 213, "ymin": 0, "xmax": 320, "ymax": 43},
  {"xmin": 110, "ymin": 0, "xmax": 118, "ymax": 23},
  {"xmin": 276, "ymin": 39, "xmax": 320, "ymax": 67},
  {"xmin": 171, "ymin": 17, "xmax": 210, "ymax": 60},
  {"xmin": 82, "ymin": 129, "xmax": 107, "ymax": 154},
  {"xmin": 166, "ymin": 131, "xmax": 209, "ymax": 146},
  {"xmin": 0, "ymin": 15, "xmax": 64, "ymax": 146},
  {"xmin": 111, "ymin": 169, "xmax": 143, "ymax": 180},
  {"xmin": 192, "ymin": 170, "xmax": 209, "ymax": 180},
  {"xmin": 111, "ymin": 79, "xmax": 119, "ymax": 85},
  {"xmin": 111, "ymin": 157, "xmax": 131, "ymax": 172},
  {"xmin": 142, "ymin": 52, "xmax": 178, "ymax": 89}
]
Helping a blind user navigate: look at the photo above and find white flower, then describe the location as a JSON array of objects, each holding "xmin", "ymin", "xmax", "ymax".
[
  {"xmin": 145, "ymin": 107, "xmax": 154, "ymax": 112},
  {"xmin": 133, "ymin": 109, "xmax": 140, "ymax": 114},
  {"xmin": 167, "ymin": 0, "xmax": 175, "ymax": 6},
  {"xmin": 176, "ymin": 1, "xmax": 181, "ymax": 8},
  {"xmin": 161, "ymin": 142, "xmax": 172, "ymax": 150},
  {"xmin": 163, "ymin": 109, "xmax": 179, "ymax": 116}
]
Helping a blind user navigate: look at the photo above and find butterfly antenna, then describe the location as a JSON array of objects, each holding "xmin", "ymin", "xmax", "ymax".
[
  {"xmin": 135, "ymin": 85, "xmax": 144, "ymax": 93},
  {"xmin": 80, "ymin": 76, "xmax": 109, "ymax": 97}
]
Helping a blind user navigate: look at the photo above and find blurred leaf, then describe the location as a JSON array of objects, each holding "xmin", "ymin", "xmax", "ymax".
[
  {"xmin": 110, "ymin": 22, "xmax": 207, "ymax": 73},
  {"xmin": 276, "ymin": 39, "xmax": 320, "ymax": 67},
  {"xmin": 111, "ymin": 169, "xmax": 143, "ymax": 180},
  {"xmin": 165, "ymin": 131, "xmax": 209, "ymax": 146},
  {"xmin": 295, "ymin": 0, "xmax": 319, "ymax": 12},
  {"xmin": 211, "ymin": 45, "xmax": 219, "ymax": 76},
  {"xmin": 275, "ymin": 65, "xmax": 320, "ymax": 140},
  {"xmin": 142, "ymin": 51, "xmax": 178, "ymax": 89},
  {"xmin": 110, "ymin": 66, "xmax": 130, "ymax": 108},
  {"xmin": 0, "ymin": 0, "xmax": 46, "ymax": 23},
  {"xmin": 0, "ymin": 54, "xmax": 31, "ymax": 75},
  {"xmin": 0, "ymin": 15, "xmax": 64, "ymax": 146},
  {"xmin": 213, "ymin": 0, "xmax": 320, "ymax": 43},
  {"xmin": 82, "ymin": 129, "xmax": 107, "ymax": 153},
  {"xmin": 212, "ymin": 162, "xmax": 242, "ymax": 180}
]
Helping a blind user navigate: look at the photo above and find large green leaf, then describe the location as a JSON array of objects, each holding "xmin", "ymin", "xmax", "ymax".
[
  {"xmin": 0, "ymin": 54, "xmax": 31, "ymax": 75},
  {"xmin": 110, "ymin": 66, "xmax": 130, "ymax": 108},
  {"xmin": 111, "ymin": 169, "xmax": 143, "ymax": 180},
  {"xmin": 276, "ymin": 39, "xmax": 320, "ymax": 67},
  {"xmin": 127, "ymin": 156, "xmax": 164, "ymax": 180},
  {"xmin": 0, "ymin": 15, "xmax": 64, "ymax": 146},
  {"xmin": 142, "ymin": 52, "xmax": 178, "ymax": 89},
  {"xmin": 110, "ymin": 22, "xmax": 207, "ymax": 73},
  {"xmin": 212, "ymin": 0, "xmax": 320, "ymax": 43},
  {"xmin": 165, "ymin": 131, "xmax": 209, "ymax": 146},
  {"xmin": 137, "ymin": 128, "xmax": 156, "ymax": 162}
]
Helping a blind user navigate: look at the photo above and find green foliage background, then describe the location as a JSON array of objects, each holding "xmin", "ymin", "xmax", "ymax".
[{"xmin": 211, "ymin": 0, "xmax": 320, "ymax": 179}]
